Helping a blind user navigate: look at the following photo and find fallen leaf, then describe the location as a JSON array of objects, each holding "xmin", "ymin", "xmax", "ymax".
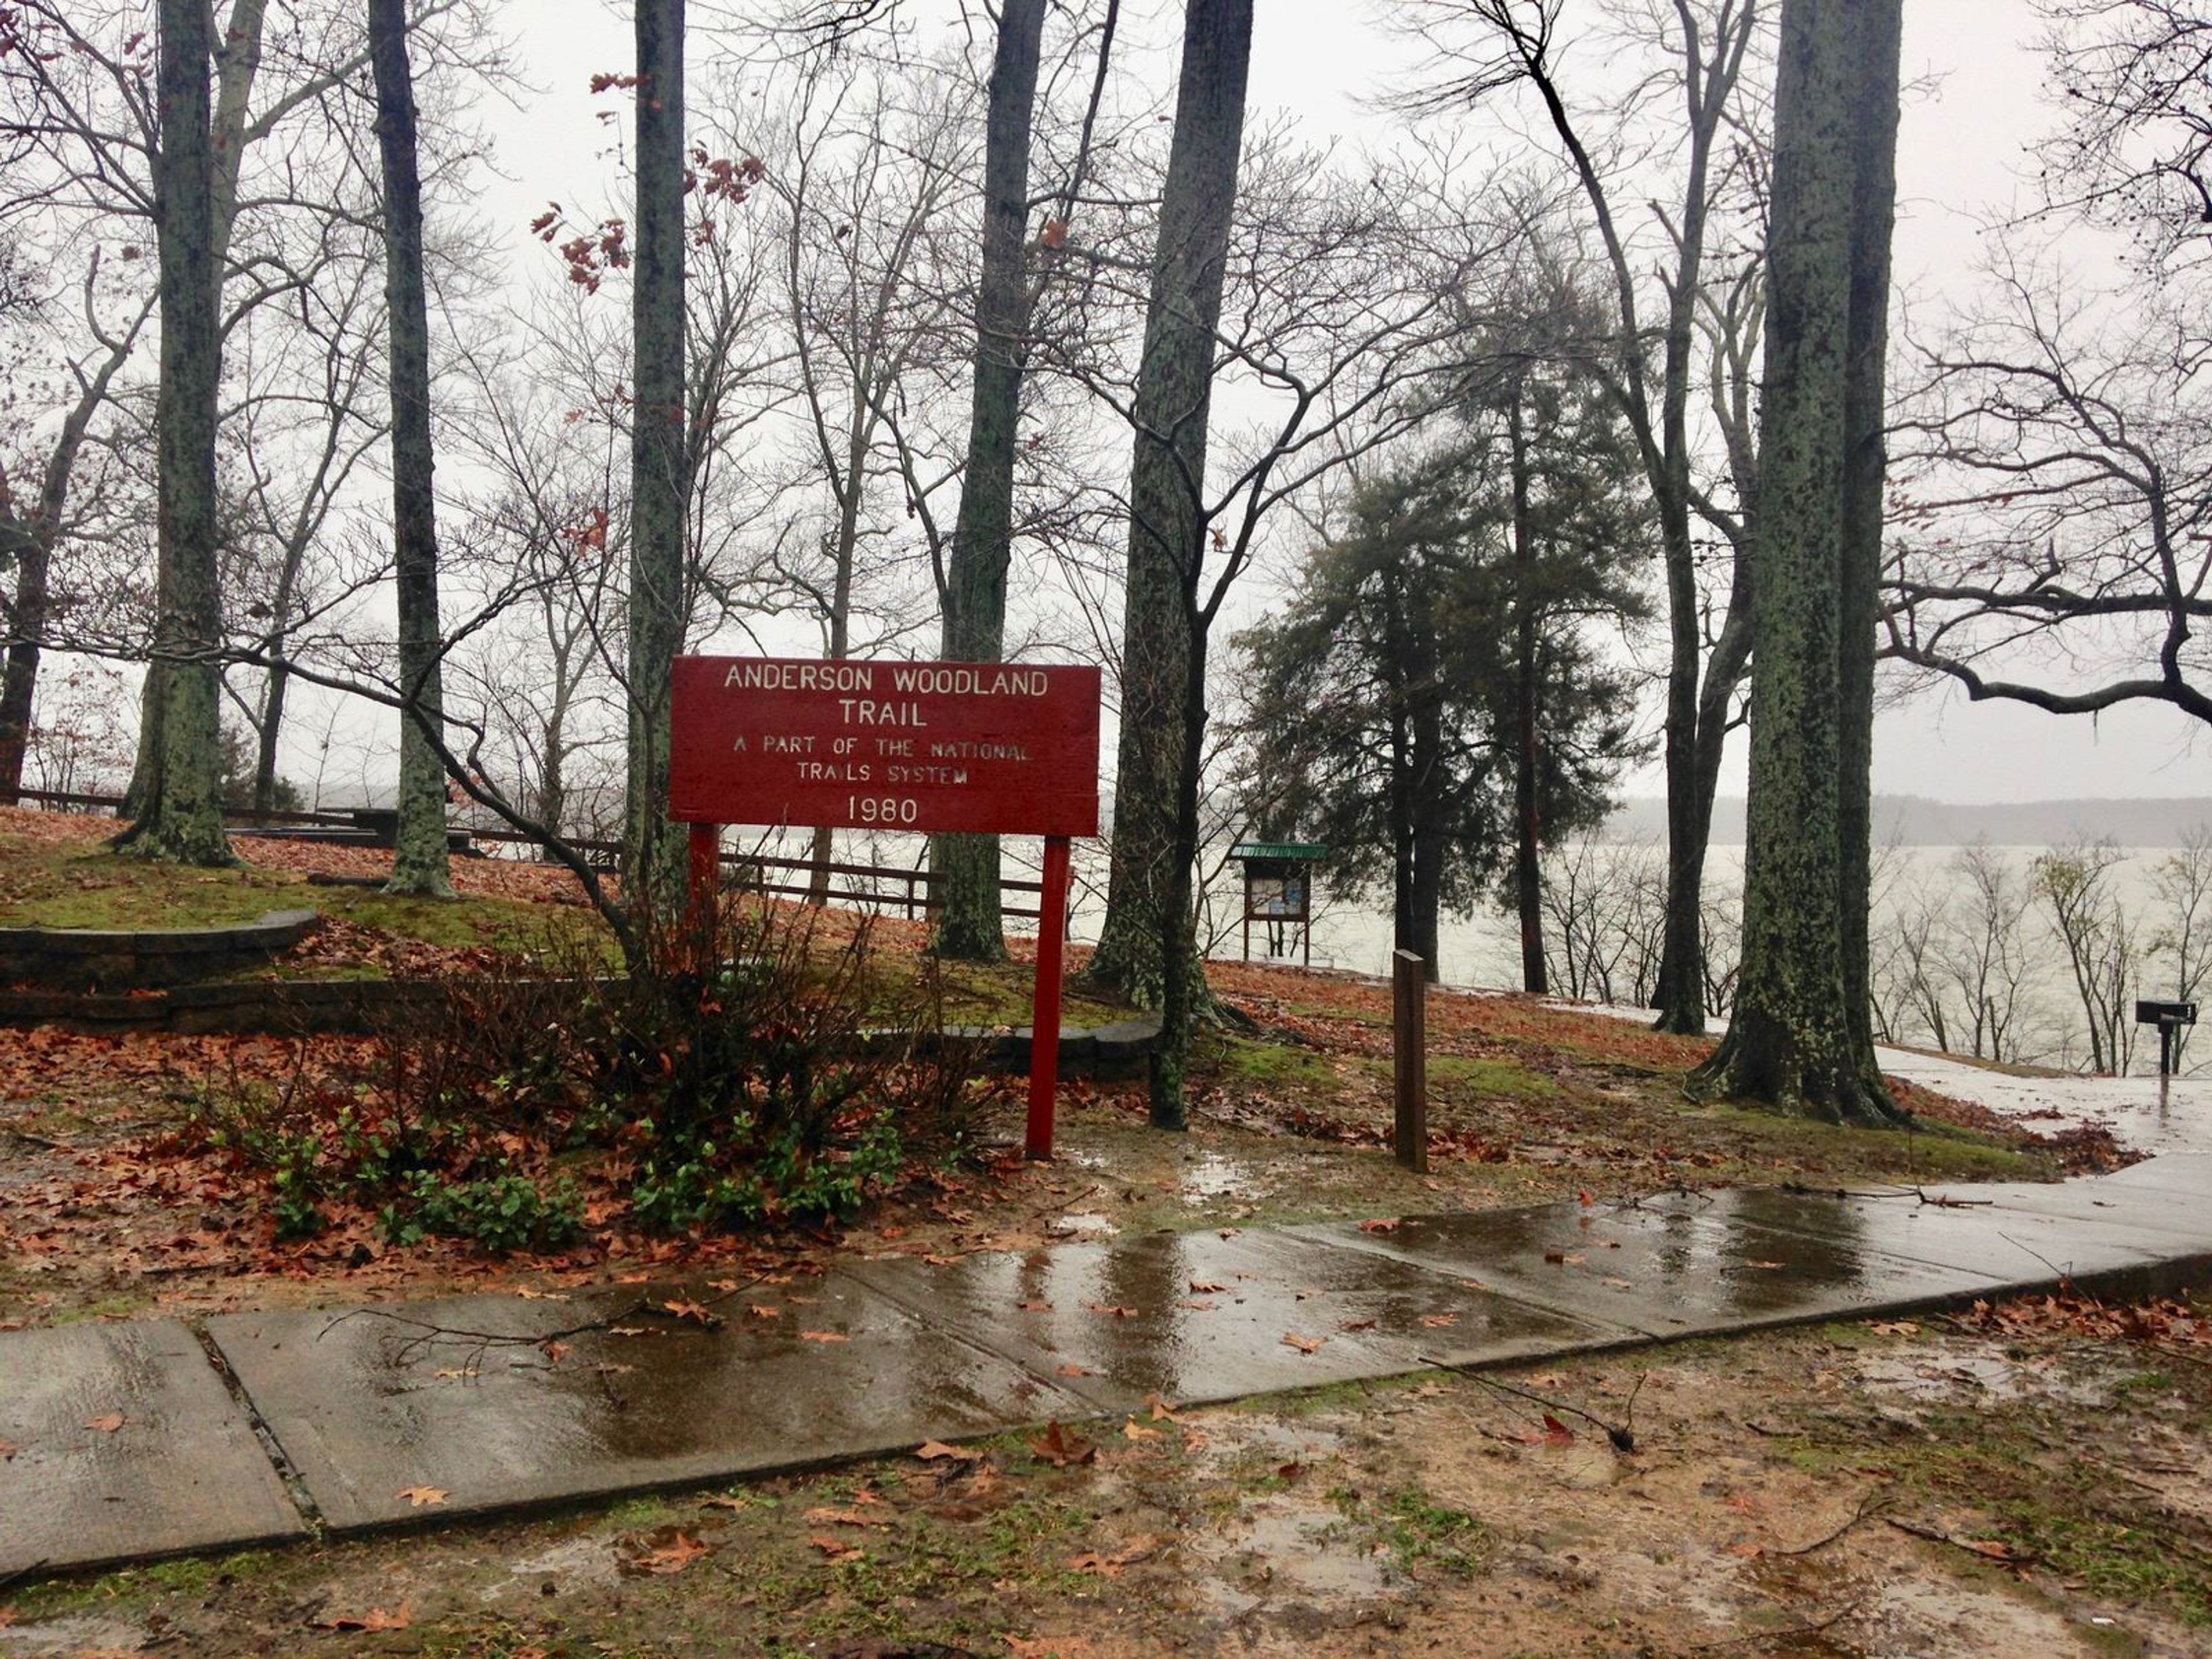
[
  {"xmin": 1747, "ymin": 1260, "xmax": 1787, "ymax": 1271},
  {"xmin": 1030, "ymin": 1421, "xmax": 1097, "ymax": 1468},
  {"xmin": 1868, "ymin": 1319, "xmax": 1921, "ymax": 1337},
  {"xmin": 0, "ymin": 1439, "xmax": 16, "ymax": 1460},
  {"xmin": 1017, "ymin": 1299, "xmax": 1053, "ymax": 1312},
  {"xmin": 540, "ymin": 1340, "xmax": 570, "ymax": 1364},
  {"xmin": 1144, "ymin": 1393, "xmax": 1184, "ymax": 1422},
  {"xmin": 84, "ymin": 1412, "xmax": 124, "ymax": 1433},
  {"xmin": 805, "ymin": 1505, "xmax": 893, "ymax": 1528},
  {"xmin": 747, "ymin": 1304, "xmax": 781, "ymax": 1319},
  {"xmin": 1358, "ymin": 1218, "xmax": 1401, "ymax": 1234},
  {"xmin": 396, "ymin": 1486, "xmax": 449, "ymax": 1508},
  {"xmin": 1121, "ymin": 1418, "xmax": 1162, "ymax": 1441},
  {"xmin": 623, "ymin": 1528, "xmax": 710, "ymax": 1574},
  {"xmin": 662, "ymin": 1298, "xmax": 721, "ymax": 1326},
  {"xmin": 810, "ymin": 1533, "xmax": 866, "ymax": 1562},
  {"xmin": 1082, "ymin": 1302, "xmax": 1138, "ymax": 1317},
  {"xmin": 311, "ymin": 1604, "xmax": 412, "ymax": 1632},
  {"xmin": 1420, "ymin": 1312, "xmax": 1458, "ymax": 1328},
  {"xmin": 1056, "ymin": 1362, "xmax": 1090, "ymax": 1377},
  {"xmin": 1277, "ymin": 1460, "xmax": 1307, "ymax": 1481},
  {"xmin": 1066, "ymin": 1532, "xmax": 1159, "ymax": 1577},
  {"xmin": 800, "ymin": 1330, "xmax": 849, "ymax": 1343},
  {"xmin": 1188, "ymin": 1280, "xmax": 1229, "ymax": 1294},
  {"xmin": 1340, "ymin": 1317, "xmax": 1378, "ymax": 1332},
  {"xmin": 1281, "ymin": 1333, "xmax": 1325, "ymax": 1354},
  {"xmin": 915, "ymin": 1440, "xmax": 983, "ymax": 1463}
]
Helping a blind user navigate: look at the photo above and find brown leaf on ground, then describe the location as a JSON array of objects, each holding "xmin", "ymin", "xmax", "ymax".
[
  {"xmin": 805, "ymin": 1505, "xmax": 893, "ymax": 1528},
  {"xmin": 396, "ymin": 1486, "xmax": 448, "ymax": 1507},
  {"xmin": 1357, "ymin": 1218, "xmax": 1401, "ymax": 1234},
  {"xmin": 1121, "ymin": 1418, "xmax": 1162, "ymax": 1441},
  {"xmin": 622, "ymin": 1527, "xmax": 710, "ymax": 1574},
  {"xmin": 661, "ymin": 1298, "xmax": 721, "ymax": 1326},
  {"xmin": 1281, "ymin": 1332, "xmax": 1325, "ymax": 1354},
  {"xmin": 0, "ymin": 1439, "xmax": 17, "ymax": 1460},
  {"xmin": 84, "ymin": 1412, "xmax": 124, "ymax": 1433},
  {"xmin": 1030, "ymin": 1421, "xmax": 1096, "ymax": 1467},
  {"xmin": 310, "ymin": 1604, "xmax": 412, "ymax": 1632},
  {"xmin": 915, "ymin": 1439, "xmax": 984, "ymax": 1463},
  {"xmin": 800, "ymin": 1330, "xmax": 849, "ymax": 1343},
  {"xmin": 810, "ymin": 1533, "xmax": 866, "ymax": 1562},
  {"xmin": 1082, "ymin": 1302, "xmax": 1138, "ymax": 1317}
]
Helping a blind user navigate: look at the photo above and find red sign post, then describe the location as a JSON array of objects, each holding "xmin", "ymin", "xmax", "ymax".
[{"xmin": 670, "ymin": 656, "xmax": 1101, "ymax": 1158}]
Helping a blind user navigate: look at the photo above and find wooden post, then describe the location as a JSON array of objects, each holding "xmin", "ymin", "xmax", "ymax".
[
  {"xmin": 1027, "ymin": 834, "xmax": 1073, "ymax": 1160},
  {"xmin": 1393, "ymin": 948, "xmax": 1426, "ymax": 1172}
]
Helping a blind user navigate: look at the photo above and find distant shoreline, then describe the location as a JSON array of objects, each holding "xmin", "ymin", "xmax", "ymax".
[{"xmin": 1600, "ymin": 795, "xmax": 2212, "ymax": 847}]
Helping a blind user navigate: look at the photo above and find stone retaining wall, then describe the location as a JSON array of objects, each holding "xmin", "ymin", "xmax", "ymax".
[
  {"xmin": 0, "ymin": 909, "xmax": 320, "ymax": 993},
  {"xmin": 0, "ymin": 974, "xmax": 1161, "ymax": 1077}
]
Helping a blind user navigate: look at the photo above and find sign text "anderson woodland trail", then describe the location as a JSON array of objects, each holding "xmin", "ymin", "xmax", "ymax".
[{"xmin": 669, "ymin": 656, "xmax": 1101, "ymax": 838}]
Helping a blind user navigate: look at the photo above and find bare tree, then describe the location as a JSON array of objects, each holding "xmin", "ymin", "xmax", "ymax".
[
  {"xmin": 1397, "ymin": 0, "xmax": 1771, "ymax": 1035},
  {"xmin": 2033, "ymin": 836, "xmax": 2143, "ymax": 1074},
  {"xmin": 1885, "ymin": 237, "xmax": 2212, "ymax": 732}
]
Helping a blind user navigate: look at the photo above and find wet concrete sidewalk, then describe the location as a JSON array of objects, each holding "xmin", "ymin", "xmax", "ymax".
[{"xmin": 7, "ymin": 1155, "xmax": 2211, "ymax": 1581}]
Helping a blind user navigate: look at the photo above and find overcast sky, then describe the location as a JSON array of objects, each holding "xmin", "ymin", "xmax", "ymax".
[{"xmin": 468, "ymin": 0, "xmax": 2210, "ymax": 806}]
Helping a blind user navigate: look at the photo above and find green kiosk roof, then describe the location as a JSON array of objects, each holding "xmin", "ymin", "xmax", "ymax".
[{"xmin": 1230, "ymin": 842, "xmax": 1329, "ymax": 862}]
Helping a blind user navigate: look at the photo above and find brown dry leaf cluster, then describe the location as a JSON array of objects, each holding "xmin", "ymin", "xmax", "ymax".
[{"xmin": 1953, "ymin": 1287, "xmax": 2212, "ymax": 1346}]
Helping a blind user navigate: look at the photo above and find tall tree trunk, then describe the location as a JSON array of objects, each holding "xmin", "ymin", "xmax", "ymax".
[
  {"xmin": 1836, "ymin": 0, "xmax": 1903, "ymax": 1090},
  {"xmin": 1693, "ymin": 0, "xmax": 1904, "ymax": 1127},
  {"xmin": 370, "ymin": 0, "xmax": 452, "ymax": 898},
  {"xmin": 1508, "ymin": 387, "xmax": 1547, "ymax": 994},
  {"xmin": 252, "ymin": 645, "xmax": 287, "ymax": 813},
  {"xmin": 929, "ymin": 0, "xmax": 1047, "ymax": 963},
  {"xmin": 118, "ymin": 0, "xmax": 230, "ymax": 865},
  {"xmin": 0, "ymin": 293, "xmax": 144, "ymax": 804},
  {"xmin": 0, "ymin": 531, "xmax": 50, "ymax": 804},
  {"xmin": 1089, "ymin": 0, "xmax": 1254, "ymax": 1055},
  {"xmin": 625, "ymin": 0, "xmax": 689, "ymax": 926}
]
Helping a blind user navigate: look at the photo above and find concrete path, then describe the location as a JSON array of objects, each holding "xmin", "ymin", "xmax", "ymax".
[{"xmin": 6, "ymin": 1156, "xmax": 2211, "ymax": 1582}]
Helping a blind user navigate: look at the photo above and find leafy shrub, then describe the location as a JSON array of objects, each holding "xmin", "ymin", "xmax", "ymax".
[{"xmin": 190, "ymin": 895, "xmax": 981, "ymax": 1252}]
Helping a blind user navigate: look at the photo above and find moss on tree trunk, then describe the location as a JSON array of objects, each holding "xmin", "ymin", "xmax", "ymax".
[{"xmin": 1694, "ymin": 0, "xmax": 1904, "ymax": 1128}]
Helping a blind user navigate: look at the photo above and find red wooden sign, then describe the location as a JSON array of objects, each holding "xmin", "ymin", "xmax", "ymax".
[
  {"xmin": 669, "ymin": 654, "xmax": 1101, "ymax": 1162},
  {"xmin": 669, "ymin": 656, "xmax": 1100, "ymax": 836}
]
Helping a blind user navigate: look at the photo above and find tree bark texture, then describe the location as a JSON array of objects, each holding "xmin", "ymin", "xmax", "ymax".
[
  {"xmin": 370, "ymin": 0, "xmax": 452, "ymax": 897},
  {"xmin": 1695, "ymin": 0, "xmax": 1904, "ymax": 1126},
  {"xmin": 1508, "ymin": 386, "xmax": 1547, "ymax": 994},
  {"xmin": 929, "ymin": 0, "xmax": 1047, "ymax": 963},
  {"xmin": 121, "ymin": 0, "xmax": 230, "ymax": 865},
  {"xmin": 625, "ymin": 0, "xmax": 690, "ymax": 921},
  {"xmin": 1090, "ymin": 0, "xmax": 1254, "ymax": 1050}
]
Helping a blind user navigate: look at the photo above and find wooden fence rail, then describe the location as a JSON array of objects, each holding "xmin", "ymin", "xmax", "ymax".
[{"xmin": 8, "ymin": 790, "xmax": 1054, "ymax": 925}]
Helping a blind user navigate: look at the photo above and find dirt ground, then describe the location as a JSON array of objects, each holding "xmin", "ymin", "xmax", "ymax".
[{"xmin": 6, "ymin": 1309, "xmax": 2209, "ymax": 1658}]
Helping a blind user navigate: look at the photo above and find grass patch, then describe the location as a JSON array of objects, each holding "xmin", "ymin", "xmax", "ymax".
[
  {"xmin": 1217, "ymin": 1036, "xmax": 1340, "ymax": 1091},
  {"xmin": 1427, "ymin": 1054, "xmax": 1563, "ymax": 1103}
]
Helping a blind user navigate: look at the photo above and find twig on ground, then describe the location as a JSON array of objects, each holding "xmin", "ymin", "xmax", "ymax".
[
  {"xmin": 1417, "ymin": 1354, "xmax": 1638, "ymax": 1453},
  {"xmin": 0, "ymin": 1124, "xmax": 70, "ymax": 1152},
  {"xmin": 1886, "ymin": 1516, "xmax": 2038, "ymax": 1565},
  {"xmin": 320, "ymin": 1267, "xmax": 776, "ymax": 1367},
  {"xmin": 1779, "ymin": 1181, "xmax": 1993, "ymax": 1207},
  {"xmin": 1687, "ymin": 1600, "xmax": 1862, "ymax": 1652},
  {"xmin": 1774, "ymin": 1487, "xmax": 1891, "ymax": 1555}
]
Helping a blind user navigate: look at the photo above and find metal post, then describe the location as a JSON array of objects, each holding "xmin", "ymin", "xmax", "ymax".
[
  {"xmin": 1393, "ymin": 948, "xmax": 1427, "ymax": 1172},
  {"xmin": 687, "ymin": 821, "xmax": 721, "ymax": 972},
  {"xmin": 1027, "ymin": 835, "xmax": 1074, "ymax": 1160}
]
